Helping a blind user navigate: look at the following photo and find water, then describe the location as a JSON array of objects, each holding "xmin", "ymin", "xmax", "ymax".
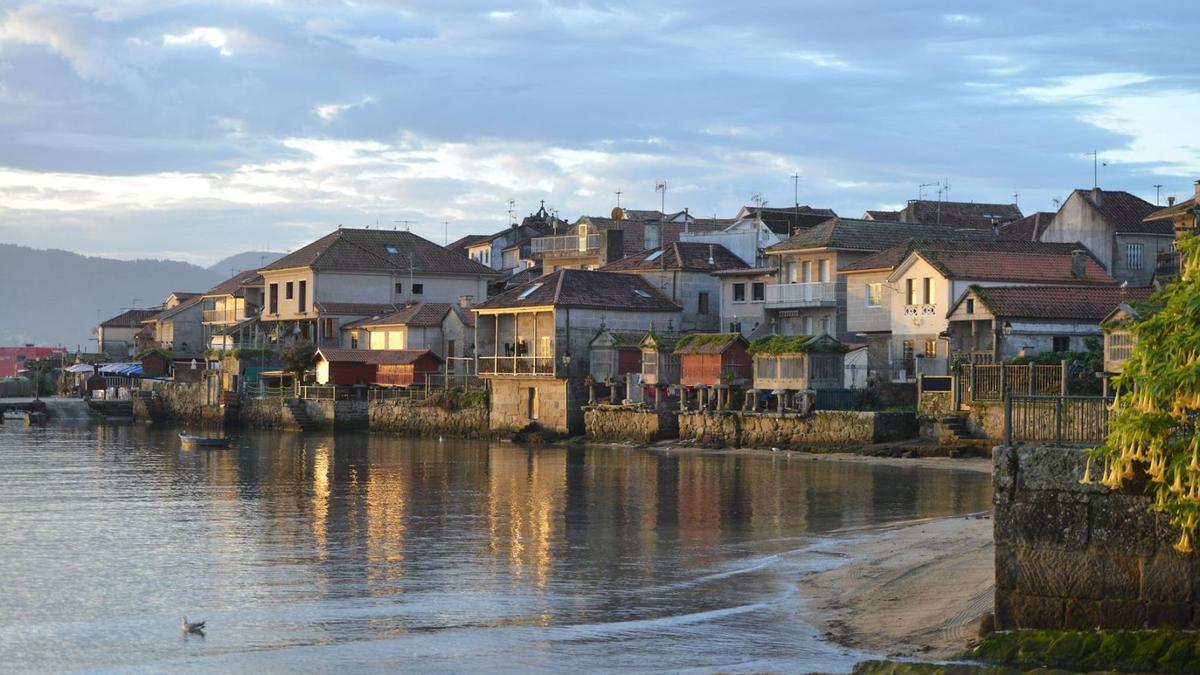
[{"xmin": 0, "ymin": 422, "xmax": 991, "ymax": 673}]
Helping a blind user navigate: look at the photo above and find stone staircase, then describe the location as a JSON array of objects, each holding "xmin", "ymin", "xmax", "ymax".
[
  {"xmin": 285, "ymin": 399, "xmax": 324, "ymax": 432},
  {"xmin": 940, "ymin": 415, "xmax": 982, "ymax": 441}
]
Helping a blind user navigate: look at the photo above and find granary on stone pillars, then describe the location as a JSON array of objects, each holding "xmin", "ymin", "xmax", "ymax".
[
  {"xmin": 675, "ymin": 332, "xmax": 753, "ymax": 411},
  {"xmin": 748, "ymin": 334, "xmax": 848, "ymax": 412}
]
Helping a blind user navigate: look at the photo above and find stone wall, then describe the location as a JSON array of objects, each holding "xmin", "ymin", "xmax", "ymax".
[
  {"xmin": 585, "ymin": 406, "xmax": 679, "ymax": 444},
  {"xmin": 969, "ymin": 401, "xmax": 1005, "ymax": 440},
  {"xmin": 240, "ymin": 397, "xmax": 302, "ymax": 430},
  {"xmin": 918, "ymin": 390, "xmax": 955, "ymax": 419},
  {"xmin": 370, "ymin": 401, "xmax": 489, "ymax": 438},
  {"xmin": 678, "ymin": 410, "xmax": 916, "ymax": 449},
  {"xmin": 489, "ymin": 377, "xmax": 588, "ymax": 435},
  {"xmin": 994, "ymin": 445, "xmax": 1200, "ymax": 630},
  {"xmin": 134, "ymin": 382, "xmax": 225, "ymax": 426}
]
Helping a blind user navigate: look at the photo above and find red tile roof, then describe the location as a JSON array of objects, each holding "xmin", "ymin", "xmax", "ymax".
[
  {"xmin": 265, "ymin": 228, "xmax": 497, "ymax": 276},
  {"xmin": 997, "ymin": 212, "xmax": 1056, "ymax": 241},
  {"xmin": 767, "ymin": 218, "xmax": 995, "ymax": 254},
  {"xmin": 599, "ymin": 242, "xmax": 747, "ymax": 273},
  {"xmin": 347, "ymin": 302, "xmax": 453, "ymax": 329},
  {"xmin": 474, "ymin": 269, "xmax": 681, "ymax": 312},
  {"xmin": 900, "ymin": 200, "xmax": 1022, "ymax": 228},
  {"xmin": 312, "ymin": 302, "xmax": 400, "ymax": 317},
  {"xmin": 917, "ymin": 246, "xmax": 1113, "ymax": 285},
  {"xmin": 842, "ymin": 239, "xmax": 1100, "ymax": 273},
  {"xmin": 959, "ymin": 285, "xmax": 1155, "ymax": 320},
  {"xmin": 100, "ymin": 308, "xmax": 159, "ymax": 328},
  {"xmin": 315, "ymin": 348, "xmax": 441, "ymax": 365},
  {"xmin": 1076, "ymin": 189, "xmax": 1171, "ymax": 235}
]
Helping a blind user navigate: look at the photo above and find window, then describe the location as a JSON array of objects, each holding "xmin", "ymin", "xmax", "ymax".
[
  {"xmin": 966, "ymin": 298, "xmax": 975, "ymax": 314},
  {"xmin": 729, "ymin": 321, "xmax": 742, "ymax": 333},
  {"xmin": 698, "ymin": 292, "xmax": 710, "ymax": 315},
  {"xmin": 395, "ymin": 282, "xmax": 403, "ymax": 294},
  {"xmin": 350, "ymin": 331, "xmax": 359, "ymax": 349},
  {"xmin": 322, "ymin": 317, "xmax": 335, "ymax": 338},
  {"xmin": 633, "ymin": 289, "xmax": 651, "ymax": 298},
  {"xmin": 905, "ymin": 279, "xmax": 915, "ymax": 305},
  {"xmin": 818, "ymin": 259, "xmax": 830, "ymax": 282},
  {"xmin": 1126, "ymin": 243, "xmax": 1144, "ymax": 270},
  {"xmin": 924, "ymin": 339, "xmax": 937, "ymax": 357},
  {"xmin": 285, "ymin": 282, "xmax": 294, "ymax": 300},
  {"xmin": 447, "ymin": 339, "xmax": 456, "ymax": 359},
  {"xmin": 412, "ymin": 283, "xmax": 424, "ymax": 295},
  {"xmin": 751, "ymin": 282, "xmax": 765, "ymax": 302},
  {"xmin": 732, "ymin": 283, "xmax": 746, "ymax": 303},
  {"xmin": 269, "ymin": 284, "xmax": 278, "ymax": 314},
  {"xmin": 646, "ymin": 249, "xmax": 665, "ymax": 262},
  {"xmin": 518, "ymin": 283, "xmax": 543, "ymax": 299},
  {"xmin": 922, "ymin": 277, "xmax": 933, "ymax": 304},
  {"xmin": 298, "ymin": 280, "xmax": 307, "ymax": 313},
  {"xmin": 370, "ymin": 330, "xmax": 387, "ymax": 350},
  {"xmin": 866, "ymin": 282, "xmax": 882, "ymax": 308},
  {"xmin": 385, "ymin": 245, "xmax": 399, "ymax": 255},
  {"xmin": 1053, "ymin": 336, "xmax": 1070, "ymax": 352},
  {"xmin": 902, "ymin": 339, "xmax": 914, "ymax": 364}
]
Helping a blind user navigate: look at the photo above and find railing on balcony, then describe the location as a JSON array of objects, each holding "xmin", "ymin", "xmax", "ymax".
[
  {"xmin": 1156, "ymin": 251, "xmax": 1181, "ymax": 278},
  {"xmin": 203, "ymin": 308, "xmax": 254, "ymax": 324},
  {"xmin": 478, "ymin": 355, "xmax": 556, "ymax": 377},
  {"xmin": 530, "ymin": 233, "xmax": 600, "ymax": 257},
  {"xmin": 763, "ymin": 282, "xmax": 836, "ymax": 307}
]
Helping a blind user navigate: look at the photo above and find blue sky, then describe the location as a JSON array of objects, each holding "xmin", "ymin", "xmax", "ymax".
[{"xmin": 0, "ymin": 0, "xmax": 1197, "ymax": 266}]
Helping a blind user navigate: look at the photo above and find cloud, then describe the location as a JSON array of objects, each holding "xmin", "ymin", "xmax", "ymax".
[
  {"xmin": 162, "ymin": 27, "xmax": 234, "ymax": 56},
  {"xmin": 944, "ymin": 14, "xmax": 981, "ymax": 25},
  {"xmin": 1017, "ymin": 72, "xmax": 1157, "ymax": 103},
  {"xmin": 781, "ymin": 50, "xmax": 851, "ymax": 70},
  {"xmin": 314, "ymin": 97, "xmax": 376, "ymax": 121}
]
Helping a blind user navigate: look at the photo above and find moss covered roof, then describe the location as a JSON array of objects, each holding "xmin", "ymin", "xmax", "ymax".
[{"xmin": 747, "ymin": 334, "xmax": 849, "ymax": 355}]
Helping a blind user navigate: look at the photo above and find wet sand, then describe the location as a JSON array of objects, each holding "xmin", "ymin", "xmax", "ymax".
[{"xmin": 800, "ymin": 514, "xmax": 994, "ymax": 659}]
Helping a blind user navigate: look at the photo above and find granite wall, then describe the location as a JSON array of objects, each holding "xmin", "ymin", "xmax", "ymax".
[
  {"xmin": 584, "ymin": 406, "xmax": 679, "ymax": 444},
  {"xmin": 489, "ymin": 377, "xmax": 588, "ymax": 435},
  {"xmin": 370, "ymin": 401, "xmax": 489, "ymax": 438},
  {"xmin": 678, "ymin": 410, "xmax": 916, "ymax": 449},
  {"xmin": 994, "ymin": 445, "xmax": 1200, "ymax": 630},
  {"xmin": 134, "ymin": 382, "xmax": 226, "ymax": 426}
]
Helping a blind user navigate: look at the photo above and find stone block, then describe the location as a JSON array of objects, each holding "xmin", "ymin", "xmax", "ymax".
[
  {"xmin": 1015, "ymin": 548, "xmax": 1102, "ymax": 599},
  {"xmin": 1013, "ymin": 594, "xmax": 1064, "ymax": 629},
  {"xmin": 993, "ymin": 446, "xmax": 1015, "ymax": 501},
  {"xmin": 1100, "ymin": 555, "xmax": 1141, "ymax": 600},
  {"xmin": 994, "ymin": 544, "xmax": 1016, "ymax": 590},
  {"xmin": 1011, "ymin": 494, "xmax": 1089, "ymax": 551},
  {"xmin": 1142, "ymin": 554, "xmax": 1192, "ymax": 603},
  {"xmin": 1098, "ymin": 599, "xmax": 1147, "ymax": 629},
  {"xmin": 1015, "ymin": 445, "xmax": 1107, "ymax": 495},
  {"xmin": 1155, "ymin": 512, "xmax": 1191, "ymax": 557},
  {"xmin": 1147, "ymin": 602, "xmax": 1194, "ymax": 629},
  {"xmin": 993, "ymin": 589, "xmax": 1015, "ymax": 630},
  {"xmin": 1063, "ymin": 599, "xmax": 1101, "ymax": 630},
  {"xmin": 1091, "ymin": 494, "xmax": 1157, "ymax": 557}
]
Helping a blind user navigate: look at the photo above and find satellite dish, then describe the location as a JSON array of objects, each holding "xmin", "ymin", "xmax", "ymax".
[{"xmin": 611, "ymin": 207, "xmax": 626, "ymax": 221}]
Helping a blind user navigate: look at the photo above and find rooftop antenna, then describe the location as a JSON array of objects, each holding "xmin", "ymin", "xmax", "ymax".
[
  {"xmin": 1012, "ymin": 192, "xmax": 1019, "ymax": 207},
  {"xmin": 393, "ymin": 219, "xmax": 414, "ymax": 231},
  {"xmin": 1052, "ymin": 197, "xmax": 1062, "ymax": 210},
  {"xmin": 918, "ymin": 182, "xmax": 938, "ymax": 201},
  {"xmin": 655, "ymin": 180, "xmax": 667, "ymax": 214},
  {"xmin": 614, "ymin": 190, "xmax": 623, "ymax": 208},
  {"xmin": 791, "ymin": 172, "xmax": 800, "ymax": 208},
  {"xmin": 507, "ymin": 199, "xmax": 516, "ymax": 225},
  {"xmin": 443, "ymin": 220, "xmax": 449, "ymax": 246},
  {"xmin": 751, "ymin": 192, "xmax": 766, "ymax": 208},
  {"xmin": 1154, "ymin": 184, "xmax": 1164, "ymax": 205},
  {"xmin": 1086, "ymin": 150, "xmax": 1106, "ymax": 188}
]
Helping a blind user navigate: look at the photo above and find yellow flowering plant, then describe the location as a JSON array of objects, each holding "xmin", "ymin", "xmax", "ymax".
[{"xmin": 1090, "ymin": 231, "xmax": 1200, "ymax": 553}]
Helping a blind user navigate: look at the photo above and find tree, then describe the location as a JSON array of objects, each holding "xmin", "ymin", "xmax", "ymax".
[
  {"xmin": 280, "ymin": 339, "xmax": 316, "ymax": 380},
  {"xmin": 1092, "ymin": 231, "xmax": 1200, "ymax": 552}
]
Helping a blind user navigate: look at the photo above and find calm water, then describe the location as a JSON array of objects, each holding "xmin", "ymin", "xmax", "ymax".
[{"xmin": 0, "ymin": 421, "xmax": 991, "ymax": 673}]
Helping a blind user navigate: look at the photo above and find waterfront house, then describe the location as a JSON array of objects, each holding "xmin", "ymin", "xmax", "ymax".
[
  {"xmin": 587, "ymin": 328, "xmax": 644, "ymax": 383},
  {"xmin": 200, "ymin": 270, "xmax": 264, "ymax": 352},
  {"xmin": 450, "ymin": 204, "xmax": 563, "ymax": 293},
  {"xmin": 140, "ymin": 293, "xmax": 205, "ymax": 359},
  {"xmin": 600, "ymin": 242, "xmax": 747, "ymax": 331},
  {"xmin": 841, "ymin": 240, "xmax": 1114, "ymax": 379},
  {"xmin": 314, "ymin": 348, "xmax": 442, "ymax": 387},
  {"xmin": 640, "ymin": 330, "xmax": 684, "ymax": 389},
  {"xmin": 258, "ymin": 227, "xmax": 496, "ymax": 349},
  {"xmin": 473, "ymin": 269, "xmax": 682, "ymax": 434},
  {"xmin": 342, "ymin": 301, "xmax": 474, "ymax": 372},
  {"xmin": 945, "ymin": 285, "xmax": 1154, "ymax": 364},
  {"xmin": 96, "ymin": 308, "xmax": 159, "ymax": 359},
  {"xmin": 750, "ymin": 334, "xmax": 848, "ymax": 392},
  {"xmin": 676, "ymin": 333, "xmax": 752, "ymax": 387},
  {"xmin": 714, "ymin": 266, "xmax": 775, "ymax": 337},
  {"xmin": 1039, "ymin": 188, "xmax": 1171, "ymax": 285}
]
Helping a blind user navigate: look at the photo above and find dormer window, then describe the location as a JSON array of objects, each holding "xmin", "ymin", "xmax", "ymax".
[{"xmin": 518, "ymin": 283, "xmax": 543, "ymax": 299}]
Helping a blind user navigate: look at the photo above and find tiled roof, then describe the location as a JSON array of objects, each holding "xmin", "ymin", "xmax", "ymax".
[
  {"xmin": 100, "ymin": 308, "xmax": 159, "ymax": 328},
  {"xmin": 474, "ymin": 269, "xmax": 682, "ymax": 312},
  {"xmin": 1144, "ymin": 197, "xmax": 1195, "ymax": 222},
  {"xmin": 960, "ymin": 285, "xmax": 1155, "ymax": 321},
  {"xmin": 315, "ymin": 348, "xmax": 441, "ymax": 365},
  {"xmin": 741, "ymin": 206, "xmax": 838, "ymax": 235},
  {"xmin": 348, "ymin": 302, "xmax": 452, "ymax": 329},
  {"xmin": 863, "ymin": 210, "xmax": 901, "ymax": 221},
  {"xmin": 446, "ymin": 234, "xmax": 491, "ymax": 253},
  {"xmin": 766, "ymin": 218, "xmax": 994, "ymax": 254},
  {"xmin": 675, "ymin": 333, "xmax": 747, "ymax": 355},
  {"xmin": 312, "ymin": 301, "xmax": 400, "ymax": 317},
  {"xmin": 997, "ymin": 212, "xmax": 1056, "ymax": 241},
  {"xmin": 202, "ymin": 270, "xmax": 264, "ymax": 298},
  {"xmin": 916, "ymin": 246, "xmax": 1113, "ymax": 285},
  {"xmin": 843, "ymin": 239, "xmax": 1103, "ymax": 273},
  {"xmin": 145, "ymin": 294, "xmax": 204, "ymax": 323},
  {"xmin": 265, "ymin": 228, "xmax": 498, "ymax": 276},
  {"xmin": 599, "ymin": 242, "xmax": 747, "ymax": 273},
  {"xmin": 711, "ymin": 266, "xmax": 778, "ymax": 276},
  {"xmin": 900, "ymin": 200, "xmax": 1022, "ymax": 228},
  {"xmin": 1076, "ymin": 189, "xmax": 1172, "ymax": 235}
]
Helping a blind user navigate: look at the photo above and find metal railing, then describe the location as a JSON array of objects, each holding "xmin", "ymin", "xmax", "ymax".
[
  {"xmin": 478, "ymin": 355, "xmax": 556, "ymax": 376},
  {"xmin": 1004, "ymin": 394, "xmax": 1111, "ymax": 446},
  {"xmin": 530, "ymin": 233, "xmax": 600, "ymax": 256},
  {"xmin": 763, "ymin": 281, "xmax": 836, "ymax": 307},
  {"xmin": 959, "ymin": 363, "xmax": 1065, "ymax": 403}
]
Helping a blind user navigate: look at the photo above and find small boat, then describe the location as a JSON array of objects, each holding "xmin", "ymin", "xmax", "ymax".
[{"xmin": 179, "ymin": 433, "xmax": 231, "ymax": 448}]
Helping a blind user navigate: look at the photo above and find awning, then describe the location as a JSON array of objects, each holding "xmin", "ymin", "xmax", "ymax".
[
  {"xmin": 98, "ymin": 363, "xmax": 143, "ymax": 377},
  {"xmin": 65, "ymin": 364, "xmax": 95, "ymax": 374}
]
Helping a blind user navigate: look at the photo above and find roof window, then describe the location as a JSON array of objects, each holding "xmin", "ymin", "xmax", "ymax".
[
  {"xmin": 518, "ymin": 283, "xmax": 543, "ymax": 299},
  {"xmin": 633, "ymin": 289, "xmax": 651, "ymax": 298},
  {"xmin": 385, "ymin": 246, "xmax": 399, "ymax": 255},
  {"xmin": 645, "ymin": 250, "xmax": 664, "ymax": 262}
]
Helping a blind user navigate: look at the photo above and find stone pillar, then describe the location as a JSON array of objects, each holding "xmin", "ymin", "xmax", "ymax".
[
  {"xmin": 609, "ymin": 379, "xmax": 618, "ymax": 404},
  {"xmin": 588, "ymin": 383, "xmax": 596, "ymax": 404},
  {"xmin": 698, "ymin": 386, "xmax": 708, "ymax": 411},
  {"xmin": 744, "ymin": 389, "xmax": 756, "ymax": 412},
  {"xmin": 678, "ymin": 386, "xmax": 688, "ymax": 412},
  {"xmin": 773, "ymin": 389, "xmax": 786, "ymax": 413},
  {"xmin": 715, "ymin": 385, "xmax": 728, "ymax": 410}
]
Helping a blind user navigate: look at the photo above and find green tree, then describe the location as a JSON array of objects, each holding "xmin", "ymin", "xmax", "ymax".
[
  {"xmin": 1092, "ymin": 231, "xmax": 1200, "ymax": 552},
  {"xmin": 280, "ymin": 339, "xmax": 316, "ymax": 380}
]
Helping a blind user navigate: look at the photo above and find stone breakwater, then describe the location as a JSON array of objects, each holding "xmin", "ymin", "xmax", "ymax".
[
  {"xmin": 994, "ymin": 445, "xmax": 1200, "ymax": 630},
  {"xmin": 679, "ymin": 410, "xmax": 917, "ymax": 449},
  {"xmin": 583, "ymin": 406, "xmax": 679, "ymax": 444}
]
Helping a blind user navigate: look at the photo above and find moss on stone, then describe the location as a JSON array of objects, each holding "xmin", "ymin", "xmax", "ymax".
[{"xmin": 974, "ymin": 629, "xmax": 1200, "ymax": 672}]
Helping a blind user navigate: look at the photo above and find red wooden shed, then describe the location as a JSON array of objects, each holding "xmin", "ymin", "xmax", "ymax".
[
  {"xmin": 676, "ymin": 333, "xmax": 752, "ymax": 387},
  {"xmin": 315, "ymin": 348, "xmax": 444, "ymax": 387}
]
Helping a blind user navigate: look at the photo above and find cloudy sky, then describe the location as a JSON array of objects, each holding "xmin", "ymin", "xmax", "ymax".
[{"xmin": 0, "ymin": 1, "xmax": 1197, "ymax": 266}]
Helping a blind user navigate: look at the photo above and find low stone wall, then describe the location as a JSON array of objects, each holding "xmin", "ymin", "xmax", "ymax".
[
  {"xmin": 968, "ymin": 401, "xmax": 1005, "ymax": 439},
  {"xmin": 678, "ymin": 410, "xmax": 917, "ymax": 449},
  {"xmin": 918, "ymin": 390, "xmax": 955, "ymax": 419},
  {"xmin": 370, "ymin": 401, "xmax": 489, "ymax": 438},
  {"xmin": 134, "ymin": 382, "xmax": 226, "ymax": 426},
  {"xmin": 584, "ymin": 406, "xmax": 679, "ymax": 444},
  {"xmin": 994, "ymin": 445, "xmax": 1200, "ymax": 630},
  {"xmin": 240, "ymin": 397, "xmax": 302, "ymax": 430}
]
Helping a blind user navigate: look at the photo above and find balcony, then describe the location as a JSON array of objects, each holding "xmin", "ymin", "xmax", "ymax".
[
  {"xmin": 530, "ymin": 233, "xmax": 600, "ymax": 258},
  {"xmin": 763, "ymin": 282, "xmax": 836, "ymax": 309},
  {"xmin": 1157, "ymin": 251, "xmax": 1180, "ymax": 280},
  {"xmin": 203, "ymin": 308, "xmax": 255, "ymax": 324},
  {"xmin": 478, "ymin": 355, "xmax": 556, "ymax": 377}
]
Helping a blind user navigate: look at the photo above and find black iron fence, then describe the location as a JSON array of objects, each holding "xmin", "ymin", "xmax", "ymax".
[{"xmin": 1004, "ymin": 394, "xmax": 1111, "ymax": 446}]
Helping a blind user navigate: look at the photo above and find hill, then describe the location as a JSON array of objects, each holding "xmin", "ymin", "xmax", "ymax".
[
  {"xmin": 0, "ymin": 244, "xmax": 223, "ymax": 348},
  {"xmin": 207, "ymin": 251, "xmax": 281, "ymax": 275}
]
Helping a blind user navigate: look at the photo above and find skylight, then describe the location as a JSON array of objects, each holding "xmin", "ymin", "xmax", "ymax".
[
  {"xmin": 633, "ymin": 289, "xmax": 651, "ymax": 298},
  {"xmin": 645, "ymin": 250, "xmax": 664, "ymax": 262},
  {"xmin": 385, "ymin": 246, "xmax": 399, "ymax": 255},
  {"xmin": 519, "ymin": 283, "xmax": 543, "ymax": 299}
]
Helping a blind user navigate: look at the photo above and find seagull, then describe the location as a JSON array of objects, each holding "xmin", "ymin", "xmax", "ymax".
[{"xmin": 181, "ymin": 616, "xmax": 206, "ymax": 635}]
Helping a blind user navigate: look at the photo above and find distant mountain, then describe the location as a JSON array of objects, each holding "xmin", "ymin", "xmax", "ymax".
[
  {"xmin": 0, "ymin": 244, "xmax": 223, "ymax": 348},
  {"xmin": 207, "ymin": 251, "xmax": 281, "ymax": 275}
]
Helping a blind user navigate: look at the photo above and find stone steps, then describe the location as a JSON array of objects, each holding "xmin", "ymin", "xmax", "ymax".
[{"xmin": 285, "ymin": 399, "xmax": 324, "ymax": 432}]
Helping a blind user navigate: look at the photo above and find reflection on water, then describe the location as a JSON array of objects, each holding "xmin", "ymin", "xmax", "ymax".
[{"xmin": 0, "ymin": 424, "xmax": 990, "ymax": 672}]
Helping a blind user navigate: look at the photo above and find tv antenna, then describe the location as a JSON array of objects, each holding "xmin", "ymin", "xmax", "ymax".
[
  {"xmin": 393, "ymin": 220, "xmax": 414, "ymax": 231},
  {"xmin": 443, "ymin": 220, "xmax": 449, "ymax": 246},
  {"xmin": 614, "ymin": 190, "xmax": 623, "ymax": 208},
  {"xmin": 506, "ymin": 199, "xmax": 516, "ymax": 225},
  {"xmin": 655, "ymin": 180, "xmax": 667, "ymax": 214},
  {"xmin": 790, "ymin": 172, "xmax": 800, "ymax": 208},
  {"xmin": 751, "ymin": 192, "xmax": 767, "ymax": 208},
  {"xmin": 1153, "ymin": 184, "xmax": 1164, "ymax": 205},
  {"xmin": 918, "ymin": 182, "xmax": 938, "ymax": 201},
  {"xmin": 1052, "ymin": 197, "xmax": 1062, "ymax": 210},
  {"xmin": 1012, "ymin": 193, "xmax": 1019, "ymax": 207},
  {"xmin": 1086, "ymin": 150, "xmax": 1106, "ymax": 188}
]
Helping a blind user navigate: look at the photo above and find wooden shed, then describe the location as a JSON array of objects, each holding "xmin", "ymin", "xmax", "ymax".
[
  {"xmin": 640, "ymin": 331, "xmax": 683, "ymax": 386},
  {"xmin": 315, "ymin": 348, "xmax": 443, "ymax": 387},
  {"xmin": 1102, "ymin": 304, "xmax": 1140, "ymax": 375},
  {"xmin": 750, "ymin": 334, "xmax": 848, "ymax": 391},
  {"xmin": 676, "ymin": 333, "xmax": 752, "ymax": 387},
  {"xmin": 138, "ymin": 349, "xmax": 171, "ymax": 378},
  {"xmin": 588, "ymin": 328, "xmax": 644, "ymax": 382}
]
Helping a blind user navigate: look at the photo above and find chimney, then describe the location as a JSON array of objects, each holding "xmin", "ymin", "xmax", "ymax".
[
  {"xmin": 1071, "ymin": 249, "xmax": 1086, "ymax": 278},
  {"xmin": 1169, "ymin": 196, "xmax": 1177, "ymax": 207},
  {"xmin": 458, "ymin": 294, "xmax": 474, "ymax": 309},
  {"xmin": 1091, "ymin": 187, "xmax": 1103, "ymax": 207},
  {"xmin": 708, "ymin": 244, "xmax": 715, "ymax": 265},
  {"xmin": 1194, "ymin": 179, "xmax": 1200, "ymax": 202},
  {"xmin": 601, "ymin": 229, "xmax": 624, "ymax": 265}
]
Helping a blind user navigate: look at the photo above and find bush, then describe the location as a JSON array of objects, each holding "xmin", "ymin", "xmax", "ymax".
[{"xmin": 280, "ymin": 340, "xmax": 316, "ymax": 379}]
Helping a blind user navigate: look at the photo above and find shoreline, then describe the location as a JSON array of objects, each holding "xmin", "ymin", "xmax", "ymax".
[{"xmin": 638, "ymin": 441, "xmax": 995, "ymax": 474}]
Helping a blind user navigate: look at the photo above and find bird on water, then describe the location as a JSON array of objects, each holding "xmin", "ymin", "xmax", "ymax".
[{"xmin": 181, "ymin": 616, "xmax": 206, "ymax": 635}]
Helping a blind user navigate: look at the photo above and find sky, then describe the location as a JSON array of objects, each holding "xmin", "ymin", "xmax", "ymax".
[{"xmin": 0, "ymin": 0, "xmax": 1197, "ymax": 267}]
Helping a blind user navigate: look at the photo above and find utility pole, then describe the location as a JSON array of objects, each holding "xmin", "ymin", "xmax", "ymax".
[{"xmin": 444, "ymin": 221, "xmax": 449, "ymax": 246}]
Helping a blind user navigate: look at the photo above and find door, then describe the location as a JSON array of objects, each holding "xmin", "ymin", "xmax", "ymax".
[{"xmin": 527, "ymin": 387, "xmax": 539, "ymax": 420}]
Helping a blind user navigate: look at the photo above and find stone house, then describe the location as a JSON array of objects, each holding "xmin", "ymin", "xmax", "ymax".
[
  {"xmin": 258, "ymin": 227, "xmax": 496, "ymax": 350},
  {"xmin": 714, "ymin": 266, "xmax": 775, "ymax": 337},
  {"xmin": 945, "ymin": 285, "xmax": 1153, "ymax": 365},
  {"xmin": 97, "ymin": 308, "xmax": 160, "ymax": 359},
  {"xmin": 473, "ymin": 269, "xmax": 682, "ymax": 435},
  {"xmin": 200, "ymin": 270, "xmax": 264, "ymax": 353},
  {"xmin": 842, "ymin": 240, "xmax": 1115, "ymax": 379},
  {"xmin": 341, "ymin": 301, "xmax": 474, "ymax": 373},
  {"xmin": 599, "ymin": 242, "xmax": 747, "ymax": 332},
  {"xmin": 1039, "ymin": 188, "xmax": 1172, "ymax": 285}
]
